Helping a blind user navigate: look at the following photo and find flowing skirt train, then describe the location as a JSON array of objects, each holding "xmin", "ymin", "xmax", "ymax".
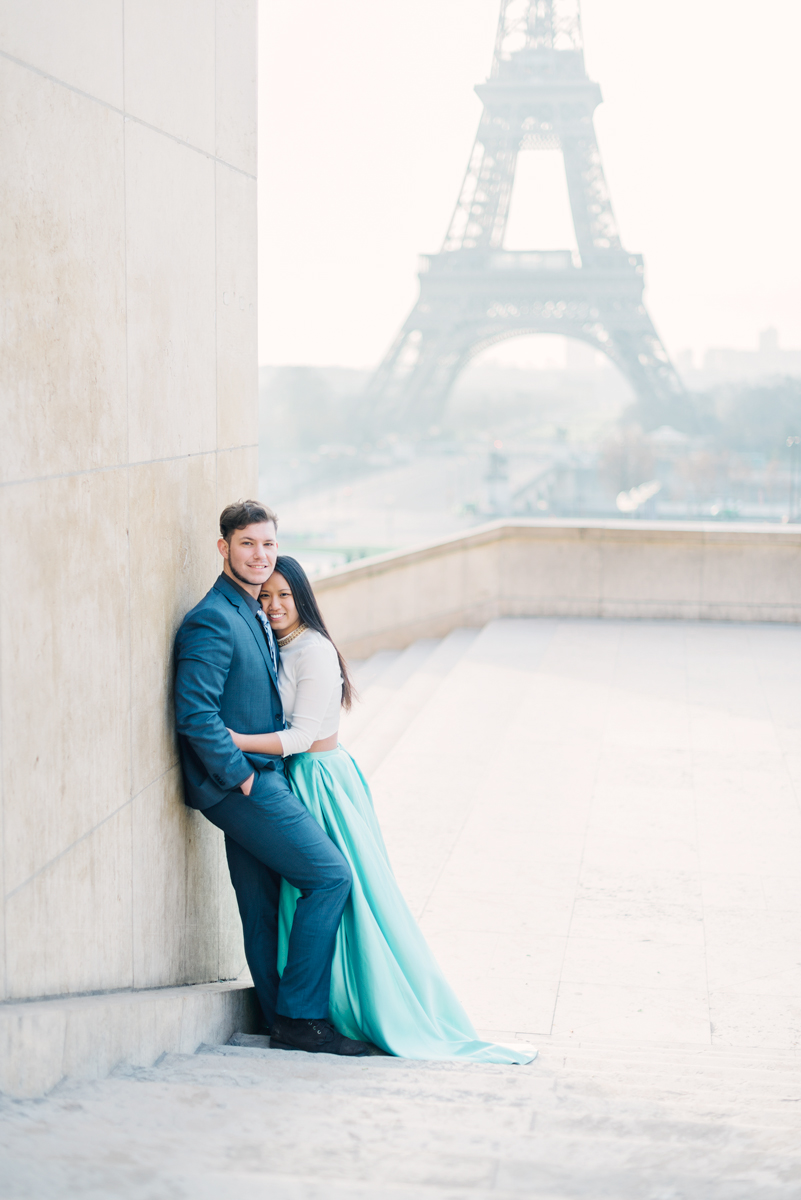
[{"xmin": 277, "ymin": 747, "xmax": 535, "ymax": 1065}]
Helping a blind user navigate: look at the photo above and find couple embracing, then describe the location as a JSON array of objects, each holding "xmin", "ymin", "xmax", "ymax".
[{"xmin": 175, "ymin": 499, "xmax": 534, "ymax": 1064}]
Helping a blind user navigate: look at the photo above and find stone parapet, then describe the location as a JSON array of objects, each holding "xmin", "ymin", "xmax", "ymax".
[{"xmin": 315, "ymin": 519, "xmax": 801, "ymax": 657}]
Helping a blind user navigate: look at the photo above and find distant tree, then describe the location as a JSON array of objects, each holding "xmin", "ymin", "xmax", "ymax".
[
  {"xmin": 622, "ymin": 378, "xmax": 801, "ymax": 460},
  {"xmin": 715, "ymin": 378, "xmax": 801, "ymax": 455},
  {"xmin": 599, "ymin": 425, "xmax": 655, "ymax": 494},
  {"xmin": 621, "ymin": 390, "xmax": 719, "ymax": 437},
  {"xmin": 675, "ymin": 449, "xmax": 729, "ymax": 501}
]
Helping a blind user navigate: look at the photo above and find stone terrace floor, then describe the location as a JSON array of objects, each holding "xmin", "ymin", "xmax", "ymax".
[
  {"xmin": 366, "ymin": 618, "xmax": 801, "ymax": 1050},
  {"xmin": 2, "ymin": 618, "xmax": 801, "ymax": 1198}
]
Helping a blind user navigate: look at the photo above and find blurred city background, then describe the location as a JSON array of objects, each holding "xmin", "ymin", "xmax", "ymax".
[
  {"xmin": 260, "ymin": 335, "xmax": 801, "ymax": 575},
  {"xmin": 257, "ymin": 0, "xmax": 801, "ymax": 575}
]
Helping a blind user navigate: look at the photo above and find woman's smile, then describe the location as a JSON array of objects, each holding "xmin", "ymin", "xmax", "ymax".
[{"xmin": 259, "ymin": 571, "xmax": 302, "ymax": 637}]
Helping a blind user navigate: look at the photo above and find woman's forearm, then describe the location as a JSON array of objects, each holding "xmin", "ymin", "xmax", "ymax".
[{"xmin": 228, "ymin": 729, "xmax": 285, "ymax": 755}]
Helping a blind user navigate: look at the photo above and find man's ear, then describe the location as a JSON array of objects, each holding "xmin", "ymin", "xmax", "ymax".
[{"xmin": 217, "ymin": 537, "xmax": 230, "ymax": 560}]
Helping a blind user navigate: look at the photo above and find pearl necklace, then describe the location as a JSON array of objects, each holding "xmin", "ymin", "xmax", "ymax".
[{"xmin": 277, "ymin": 623, "xmax": 308, "ymax": 649}]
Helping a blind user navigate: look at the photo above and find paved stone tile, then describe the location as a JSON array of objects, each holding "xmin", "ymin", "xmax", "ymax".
[
  {"xmin": 709, "ymin": 993, "xmax": 801, "ymax": 1048},
  {"xmin": 762, "ymin": 875, "xmax": 801, "ymax": 910},
  {"xmin": 701, "ymin": 874, "xmax": 771, "ymax": 910},
  {"xmin": 703, "ymin": 907, "xmax": 801, "ymax": 946},
  {"xmin": 551, "ymin": 983, "xmax": 711, "ymax": 1044},
  {"xmin": 704, "ymin": 947, "xmax": 801, "ymax": 999},
  {"xmin": 419, "ymin": 928, "xmax": 563, "ymax": 1031},
  {"xmin": 707, "ymin": 960, "xmax": 801, "ymax": 999},
  {"xmin": 560, "ymin": 936, "xmax": 708, "ymax": 991},
  {"xmin": 581, "ymin": 832, "xmax": 700, "ymax": 874},
  {"xmin": 576, "ymin": 866, "xmax": 703, "ymax": 907},
  {"xmin": 568, "ymin": 905, "xmax": 706, "ymax": 948},
  {"xmin": 417, "ymin": 889, "xmax": 570, "ymax": 937}
]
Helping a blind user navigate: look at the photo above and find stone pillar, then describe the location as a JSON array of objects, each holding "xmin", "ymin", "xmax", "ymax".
[{"xmin": 0, "ymin": 4, "xmax": 257, "ymax": 1014}]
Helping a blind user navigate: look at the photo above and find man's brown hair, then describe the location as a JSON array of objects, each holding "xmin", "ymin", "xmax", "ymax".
[{"xmin": 219, "ymin": 499, "xmax": 278, "ymax": 542}]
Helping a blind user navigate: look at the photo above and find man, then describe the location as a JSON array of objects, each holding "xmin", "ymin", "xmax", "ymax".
[{"xmin": 174, "ymin": 499, "xmax": 368, "ymax": 1055}]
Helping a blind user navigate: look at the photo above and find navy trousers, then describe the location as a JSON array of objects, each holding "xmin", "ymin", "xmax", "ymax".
[{"xmin": 203, "ymin": 763, "xmax": 351, "ymax": 1025}]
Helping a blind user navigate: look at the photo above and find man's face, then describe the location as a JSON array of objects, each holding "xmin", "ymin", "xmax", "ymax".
[{"xmin": 218, "ymin": 521, "xmax": 278, "ymax": 591}]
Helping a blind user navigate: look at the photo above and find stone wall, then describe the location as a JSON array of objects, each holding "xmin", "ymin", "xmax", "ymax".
[
  {"xmin": 315, "ymin": 520, "xmax": 801, "ymax": 659},
  {"xmin": 0, "ymin": 2, "xmax": 257, "ymax": 1007}
]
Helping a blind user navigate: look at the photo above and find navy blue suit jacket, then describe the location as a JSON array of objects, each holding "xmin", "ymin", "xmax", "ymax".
[{"xmin": 174, "ymin": 574, "xmax": 285, "ymax": 810}]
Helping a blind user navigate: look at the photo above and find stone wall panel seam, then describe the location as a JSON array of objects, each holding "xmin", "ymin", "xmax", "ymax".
[
  {"xmin": 0, "ymin": 445, "xmax": 258, "ymax": 491},
  {"xmin": 4, "ymin": 762, "xmax": 179, "ymax": 903},
  {"xmin": 0, "ymin": 50, "xmax": 256, "ymax": 179}
]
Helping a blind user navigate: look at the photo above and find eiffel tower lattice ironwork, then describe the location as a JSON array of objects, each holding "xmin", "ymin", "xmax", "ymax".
[{"xmin": 364, "ymin": 0, "xmax": 683, "ymax": 434}]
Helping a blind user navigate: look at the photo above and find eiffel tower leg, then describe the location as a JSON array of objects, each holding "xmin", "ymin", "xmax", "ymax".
[
  {"xmin": 365, "ymin": 299, "xmax": 684, "ymax": 437},
  {"xmin": 599, "ymin": 308, "xmax": 685, "ymax": 408},
  {"xmin": 363, "ymin": 310, "xmax": 470, "ymax": 435},
  {"xmin": 561, "ymin": 133, "xmax": 621, "ymax": 253}
]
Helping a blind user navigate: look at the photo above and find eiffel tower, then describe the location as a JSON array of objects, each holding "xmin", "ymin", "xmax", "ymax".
[{"xmin": 364, "ymin": 0, "xmax": 683, "ymax": 434}]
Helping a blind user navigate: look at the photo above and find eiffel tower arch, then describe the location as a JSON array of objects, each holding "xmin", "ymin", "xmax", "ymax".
[{"xmin": 364, "ymin": 0, "xmax": 683, "ymax": 434}]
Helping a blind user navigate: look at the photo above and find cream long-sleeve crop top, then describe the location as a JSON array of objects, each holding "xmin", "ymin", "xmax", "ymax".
[{"xmin": 275, "ymin": 627, "xmax": 343, "ymax": 756}]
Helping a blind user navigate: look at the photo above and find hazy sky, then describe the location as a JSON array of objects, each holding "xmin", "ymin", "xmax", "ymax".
[{"xmin": 258, "ymin": 0, "xmax": 801, "ymax": 370}]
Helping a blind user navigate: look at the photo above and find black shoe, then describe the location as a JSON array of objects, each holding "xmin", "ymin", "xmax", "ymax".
[{"xmin": 270, "ymin": 1014, "xmax": 371, "ymax": 1057}]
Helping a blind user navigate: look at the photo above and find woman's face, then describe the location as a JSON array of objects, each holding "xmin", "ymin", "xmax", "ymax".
[{"xmin": 259, "ymin": 571, "xmax": 300, "ymax": 636}]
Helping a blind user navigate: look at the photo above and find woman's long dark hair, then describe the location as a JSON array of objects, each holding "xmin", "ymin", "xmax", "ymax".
[{"xmin": 273, "ymin": 555, "xmax": 356, "ymax": 711}]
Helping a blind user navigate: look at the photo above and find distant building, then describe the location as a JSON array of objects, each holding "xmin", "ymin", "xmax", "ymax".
[{"xmin": 702, "ymin": 328, "xmax": 801, "ymax": 383}]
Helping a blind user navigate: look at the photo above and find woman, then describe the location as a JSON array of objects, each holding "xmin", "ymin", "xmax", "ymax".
[{"xmin": 228, "ymin": 555, "xmax": 535, "ymax": 1065}]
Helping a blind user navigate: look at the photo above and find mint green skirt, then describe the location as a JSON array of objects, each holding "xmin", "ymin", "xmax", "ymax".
[{"xmin": 277, "ymin": 747, "xmax": 536, "ymax": 1064}]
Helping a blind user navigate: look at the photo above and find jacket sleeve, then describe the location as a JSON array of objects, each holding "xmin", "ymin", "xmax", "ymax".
[{"xmin": 174, "ymin": 606, "xmax": 253, "ymax": 791}]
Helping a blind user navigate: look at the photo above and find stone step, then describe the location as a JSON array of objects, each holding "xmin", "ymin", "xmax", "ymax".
[
  {"xmin": 213, "ymin": 1035, "xmax": 801, "ymax": 1085},
  {"xmin": 338, "ymin": 638, "xmax": 442, "ymax": 744},
  {"xmin": 544, "ymin": 1037, "xmax": 801, "ymax": 1062},
  {"xmin": 543, "ymin": 1066, "xmax": 801, "ymax": 1092},
  {"xmin": 348, "ymin": 647, "xmax": 402, "ymax": 693},
  {"xmin": 545, "ymin": 1063, "xmax": 801, "ymax": 1091},
  {"xmin": 6, "ymin": 1039, "xmax": 800, "ymax": 1198},
  {"xmin": 220, "ymin": 1036, "xmax": 801, "ymax": 1116},
  {"xmin": 223, "ymin": 1033, "xmax": 801, "ymax": 1098},
  {"xmin": 540, "ymin": 1049, "xmax": 801, "ymax": 1079},
  {"xmin": 201, "ymin": 1040, "xmax": 801, "ymax": 1135},
  {"xmin": 0, "ymin": 980, "xmax": 255, "ymax": 1099},
  {"xmin": 539, "ymin": 1040, "xmax": 801, "ymax": 1066},
  {"xmin": 534, "ymin": 1057, "xmax": 801, "ymax": 1104},
  {"xmin": 544, "ymin": 1092, "xmax": 801, "ymax": 1127},
  {"xmin": 541, "ymin": 1081, "xmax": 801, "ymax": 1112},
  {"xmin": 346, "ymin": 628, "xmax": 481, "ymax": 777}
]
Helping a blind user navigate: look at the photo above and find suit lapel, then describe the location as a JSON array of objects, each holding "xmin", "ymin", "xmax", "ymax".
[
  {"xmin": 240, "ymin": 606, "xmax": 281, "ymax": 693},
  {"xmin": 214, "ymin": 575, "xmax": 281, "ymax": 693}
]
